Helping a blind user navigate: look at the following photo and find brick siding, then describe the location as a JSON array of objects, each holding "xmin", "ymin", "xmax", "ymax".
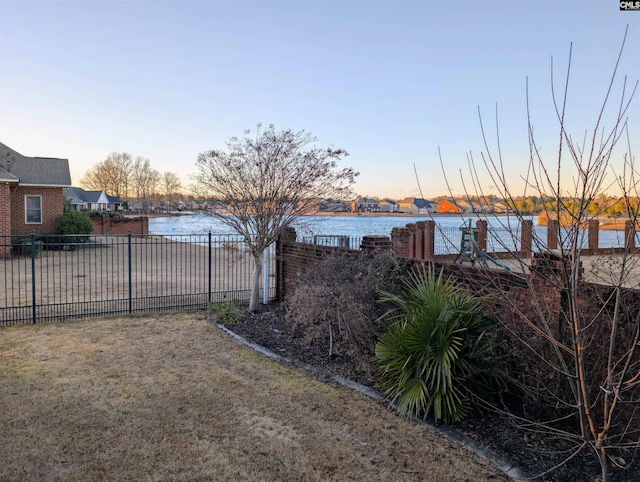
[
  {"xmin": 9, "ymin": 186, "xmax": 64, "ymax": 236},
  {"xmin": 0, "ymin": 184, "xmax": 11, "ymax": 257}
]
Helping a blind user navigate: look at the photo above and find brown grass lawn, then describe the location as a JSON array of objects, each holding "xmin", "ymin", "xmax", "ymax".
[{"xmin": 0, "ymin": 312, "xmax": 508, "ymax": 481}]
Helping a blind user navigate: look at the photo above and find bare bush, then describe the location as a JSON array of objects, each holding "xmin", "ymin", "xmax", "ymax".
[
  {"xmin": 441, "ymin": 28, "xmax": 639, "ymax": 481},
  {"xmin": 285, "ymin": 251, "xmax": 408, "ymax": 376}
]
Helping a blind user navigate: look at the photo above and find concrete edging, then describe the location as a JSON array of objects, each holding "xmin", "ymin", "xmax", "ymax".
[{"xmin": 213, "ymin": 319, "xmax": 531, "ymax": 481}]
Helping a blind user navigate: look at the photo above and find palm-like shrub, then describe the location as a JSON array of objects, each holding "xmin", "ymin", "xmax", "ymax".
[{"xmin": 376, "ymin": 265, "xmax": 504, "ymax": 422}]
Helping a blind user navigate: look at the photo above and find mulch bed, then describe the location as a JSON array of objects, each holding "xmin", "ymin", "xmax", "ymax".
[{"xmin": 227, "ymin": 302, "xmax": 639, "ymax": 482}]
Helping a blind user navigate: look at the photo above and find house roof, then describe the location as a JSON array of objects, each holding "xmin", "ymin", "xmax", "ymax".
[
  {"xmin": 399, "ymin": 197, "xmax": 436, "ymax": 209},
  {"xmin": 412, "ymin": 198, "xmax": 433, "ymax": 209},
  {"xmin": 84, "ymin": 190, "xmax": 107, "ymax": 203},
  {"xmin": 106, "ymin": 194, "xmax": 125, "ymax": 205},
  {"xmin": 355, "ymin": 197, "xmax": 379, "ymax": 204},
  {"xmin": 0, "ymin": 168, "xmax": 19, "ymax": 182},
  {"xmin": 64, "ymin": 187, "xmax": 86, "ymax": 205},
  {"xmin": 65, "ymin": 187, "xmax": 113, "ymax": 204},
  {"xmin": 0, "ymin": 142, "xmax": 71, "ymax": 186}
]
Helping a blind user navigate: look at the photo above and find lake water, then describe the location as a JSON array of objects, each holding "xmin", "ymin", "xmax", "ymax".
[
  {"xmin": 149, "ymin": 212, "xmax": 527, "ymax": 237},
  {"xmin": 149, "ymin": 213, "xmax": 633, "ymax": 252}
]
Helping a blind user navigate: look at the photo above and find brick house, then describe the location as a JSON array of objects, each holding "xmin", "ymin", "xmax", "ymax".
[
  {"xmin": 0, "ymin": 142, "xmax": 72, "ymax": 249},
  {"xmin": 351, "ymin": 197, "xmax": 381, "ymax": 213}
]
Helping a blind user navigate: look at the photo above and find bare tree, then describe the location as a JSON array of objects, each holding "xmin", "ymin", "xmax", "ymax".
[
  {"xmin": 442, "ymin": 29, "xmax": 639, "ymax": 481},
  {"xmin": 131, "ymin": 157, "xmax": 161, "ymax": 210},
  {"xmin": 194, "ymin": 124, "xmax": 358, "ymax": 312},
  {"xmin": 147, "ymin": 168, "xmax": 161, "ymax": 208},
  {"xmin": 162, "ymin": 171, "xmax": 182, "ymax": 209},
  {"xmin": 80, "ymin": 152, "xmax": 132, "ymax": 199}
]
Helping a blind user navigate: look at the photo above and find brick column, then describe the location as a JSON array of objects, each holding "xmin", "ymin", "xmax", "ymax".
[
  {"xmin": 406, "ymin": 223, "xmax": 418, "ymax": 259},
  {"xmin": 360, "ymin": 235, "xmax": 392, "ymax": 253},
  {"xmin": 547, "ymin": 219, "xmax": 559, "ymax": 250},
  {"xmin": 423, "ymin": 220, "xmax": 435, "ymax": 260},
  {"xmin": 625, "ymin": 220, "xmax": 636, "ymax": 251},
  {"xmin": 587, "ymin": 219, "xmax": 599, "ymax": 251},
  {"xmin": 391, "ymin": 227, "xmax": 412, "ymax": 258},
  {"xmin": 476, "ymin": 220, "xmax": 488, "ymax": 252},
  {"xmin": 520, "ymin": 220, "xmax": 533, "ymax": 257},
  {"xmin": 414, "ymin": 222, "xmax": 426, "ymax": 259}
]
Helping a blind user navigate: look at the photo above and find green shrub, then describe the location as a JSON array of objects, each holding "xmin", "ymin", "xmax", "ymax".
[
  {"xmin": 87, "ymin": 210, "xmax": 124, "ymax": 219},
  {"xmin": 376, "ymin": 264, "xmax": 504, "ymax": 423},
  {"xmin": 11, "ymin": 236, "xmax": 43, "ymax": 257},
  {"xmin": 53, "ymin": 210, "xmax": 94, "ymax": 247},
  {"xmin": 207, "ymin": 299, "xmax": 246, "ymax": 325},
  {"xmin": 57, "ymin": 210, "xmax": 94, "ymax": 235}
]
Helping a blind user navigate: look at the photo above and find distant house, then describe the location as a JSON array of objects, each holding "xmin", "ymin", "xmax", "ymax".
[
  {"xmin": 318, "ymin": 198, "xmax": 349, "ymax": 212},
  {"xmin": 0, "ymin": 142, "xmax": 71, "ymax": 246},
  {"xmin": 351, "ymin": 197, "xmax": 381, "ymax": 213},
  {"xmin": 379, "ymin": 199, "xmax": 399, "ymax": 213},
  {"xmin": 64, "ymin": 187, "xmax": 110, "ymax": 211},
  {"xmin": 207, "ymin": 200, "xmax": 227, "ymax": 213},
  {"xmin": 398, "ymin": 197, "xmax": 438, "ymax": 214},
  {"xmin": 457, "ymin": 200, "xmax": 483, "ymax": 214},
  {"xmin": 492, "ymin": 202, "xmax": 509, "ymax": 214},
  {"xmin": 106, "ymin": 194, "xmax": 125, "ymax": 211},
  {"xmin": 438, "ymin": 199, "xmax": 463, "ymax": 214}
]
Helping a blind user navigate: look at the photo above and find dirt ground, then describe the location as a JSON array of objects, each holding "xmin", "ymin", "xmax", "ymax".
[{"xmin": 0, "ymin": 312, "xmax": 508, "ymax": 481}]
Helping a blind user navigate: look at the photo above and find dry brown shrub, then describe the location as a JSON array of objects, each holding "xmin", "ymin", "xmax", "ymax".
[{"xmin": 285, "ymin": 251, "xmax": 408, "ymax": 372}]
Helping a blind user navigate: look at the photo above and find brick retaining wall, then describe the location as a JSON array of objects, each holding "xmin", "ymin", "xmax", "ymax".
[
  {"xmin": 276, "ymin": 224, "xmax": 640, "ymax": 329},
  {"xmin": 91, "ymin": 215, "xmax": 149, "ymax": 235}
]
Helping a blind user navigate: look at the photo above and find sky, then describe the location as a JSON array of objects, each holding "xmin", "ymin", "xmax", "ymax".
[{"xmin": 1, "ymin": 0, "xmax": 638, "ymax": 200}]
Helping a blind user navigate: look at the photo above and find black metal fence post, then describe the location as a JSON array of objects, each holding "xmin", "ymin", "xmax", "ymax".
[
  {"xmin": 128, "ymin": 231, "xmax": 132, "ymax": 314},
  {"xmin": 31, "ymin": 231, "xmax": 36, "ymax": 324},
  {"xmin": 208, "ymin": 231, "xmax": 212, "ymax": 304}
]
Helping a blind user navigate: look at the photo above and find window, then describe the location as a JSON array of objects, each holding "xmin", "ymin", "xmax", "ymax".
[{"xmin": 25, "ymin": 195, "xmax": 42, "ymax": 224}]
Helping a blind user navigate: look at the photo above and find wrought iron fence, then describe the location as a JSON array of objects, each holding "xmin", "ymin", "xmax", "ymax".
[
  {"xmin": 299, "ymin": 235, "xmax": 362, "ymax": 250},
  {"xmin": 435, "ymin": 226, "xmax": 460, "ymax": 255},
  {"xmin": 0, "ymin": 233, "xmax": 276, "ymax": 326}
]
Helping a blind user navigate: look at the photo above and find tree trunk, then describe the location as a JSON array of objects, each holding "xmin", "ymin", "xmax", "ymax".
[
  {"xmin": 600, "ymin": 447, "xmax": 611, "ymax": 482},
  {"xmin": 249, "ymin": 251, "xmax": 263, "ymax": 312}
]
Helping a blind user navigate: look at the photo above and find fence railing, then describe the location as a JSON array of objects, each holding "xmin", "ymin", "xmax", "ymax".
[
  {"xmin": 1, "ymin": 233, "xmax": 276, "ymax": 326},
  {"xmin": 299, "ymin": 235, "xmax": 362, "ymax": 250}
]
